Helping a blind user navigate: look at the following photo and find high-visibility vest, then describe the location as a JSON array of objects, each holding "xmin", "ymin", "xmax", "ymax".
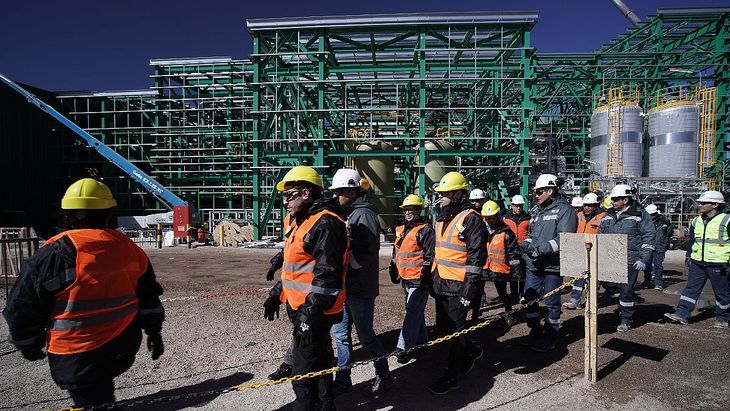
[
  {"xmin": 577, "ymin": 211, "xmax": 606, "ymax": 234},
  {"xmin": 394, "ymin": 224, "xmax": 427, "ymax": 280},
  {"xmin": 44, "ymin": 229, "xmax": 148, "ymax": 355},
  {"xmin": 433, "ymin": 209, "xmax": 481, "ymax": 282},
  {"xmin": 485, "ymin": 231, "xmax": 510, "ymax": 275},
  {"xmin": 690, "ymin": 213, "xmax": 730, "ymax": 263},
  {"xmin": 504, "ymin": 217, "xmax": 529, "ymax": 244},
  {"xmin": 281, "ymin": 209, "xmax": 347, "ymax": 314}
]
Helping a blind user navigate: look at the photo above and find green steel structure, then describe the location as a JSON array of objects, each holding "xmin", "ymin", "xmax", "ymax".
[{"xmin": 35, "ymin": 8, "xmax": 728, "ymax": 240}]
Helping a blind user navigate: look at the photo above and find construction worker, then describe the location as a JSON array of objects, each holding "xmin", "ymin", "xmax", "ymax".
[
  {"xmin": 665, "ymin": 190, "xmax": 730, "ymax": 329},
  {"xmin": 642, "ymin": 204, "xmax": 673, "ymax": 290},
  {"xmin": 389, "ymin": 194, "xmax": 434, "ymax": 364},
  {"xmin": 503, "ymin": 194, "xmax": 530, "ymax": 300},
  {"xmin": 262, "ymin": 165, "xmax": 347, "ymax": 410},
  {"xmin": 3, "ymin": 178, "xmax": 165, "ymax": 409},
  {"xmin": 481, "ymin": 201, "xmax": 521, "ymax": 327},
  {"xmin": 563, "ymin": 192, "xmax": 606, "ymax": 309},
  {"xmin": 571, "ymin": 196, "xmax": 583, "ymax": 213},
  {"xmin": 328, "ymin": 168, "xmax": 393, "ymax": 396},
  {"xmin": 428, "ymin": 171, "xmax": 486, "ymax": 395},
  {"xmin": 519, "ymin": 174, "xmax": 577, "ymax": 352},
  {"xmin": 599, "ymin": 184, "xmax": 655, "ymax": 332},
  {"xmin": 469, "ymin": 188, "xmax": 488, "ymax": 212}
]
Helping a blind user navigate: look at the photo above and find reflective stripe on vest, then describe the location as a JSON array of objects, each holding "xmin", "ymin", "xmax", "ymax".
[
  {"xmin": 434, "ymin": 209, "xmax": 480, "ymax": 281},
  {"xmin": 691, "ymin": 213, "xmax": 730, "ymax": 263},
  {"xmin": 281, "ymin": 209, "xmax": 347, "ymax": 314},
  {"xmin": 485, "ymin": 231, "xmax": 510, "ymax": 274},
  {"xmin": 44, "ymin": 229, "xmax": 147, "ymax": 355},
  {"xmin": 577, "ymin": 211, "xmax": 606, "ymax": 234},
  {"xmin": 394, "ymin": 224, "xmax": 427, "ymax": 280}
]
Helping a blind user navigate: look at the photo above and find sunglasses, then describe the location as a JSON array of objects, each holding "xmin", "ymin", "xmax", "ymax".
[
  {"xmin": 533, "ymin": 189, "xmax": 547, "ymax": 195},
  {"xmin": 282, "ymin": 189, "xmax": 302, "ymax": 201},
  {"xmin": 611, "ymin": 197, "xmax": 627, "ymax": 202},
  {"xmin": 698, "ymin": 201, "xmax": 715, "ymax": 206}
]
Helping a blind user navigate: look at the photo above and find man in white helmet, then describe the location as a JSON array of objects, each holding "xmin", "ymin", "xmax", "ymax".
[
  {"xmin": 571, "ymin": 196, "xmax": 583, "ymax": 213},
  {"xmin": 642, "ymin": 204, "xmax": 673, "ymax": 290},
  {"xmin": 519, "ymin": 174, "xmax": 577, "ymax": 352},
  {"xmin": 665, "ymin": 190, "xmax": 730, "ymax": 329},
  {"xmin": 328, "ymin": 168, "xmax": 393, "ymax": 395},
  {"xmin": 599, "ymin": 184, "xmax": 655, "ymax": 332},
  {"xmin": 503, "ymin": 194, "xmax": 530, "ymax": 301},
  {"xmin": 469, "ymin": 188, "xmax": 488, "ymax": 213}
]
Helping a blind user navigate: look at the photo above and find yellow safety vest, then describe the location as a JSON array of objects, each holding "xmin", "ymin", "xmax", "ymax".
[{"xmin": 690, "ymin": 213, "xmax": 730, "ymax": 263}]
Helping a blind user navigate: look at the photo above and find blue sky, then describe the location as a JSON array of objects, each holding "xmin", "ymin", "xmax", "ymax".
[{"xmin": 1, "ymin": 0, "xmax": 727, "ymax": 91}]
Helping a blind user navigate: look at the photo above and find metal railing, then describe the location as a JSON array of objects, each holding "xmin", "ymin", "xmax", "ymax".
[{"xmin": 1, "ymin": 228, "xmax": 41, "ymax": 297}]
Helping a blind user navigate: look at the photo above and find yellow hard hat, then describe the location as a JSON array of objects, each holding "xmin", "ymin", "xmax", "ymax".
[
  {"xmin": 434, "ymin": 172, "xmax": 468, "ymax": 192},
  {"xmin": 276, "ymin": 166, "xmax": 324, "ymax": 191},
  {"xmin": 400, "ymin": 194, "xmax": 424, "ymax": 208},
  {"xmin": 481, "ymin": 200, "xmax": 501, "ymax": 217},
  {"xmin": 61, "ymin": 178, "xmax": 117, "ymax": 210},
  {"xmin": 602, "ymin": 196, "xmax": 612, "ymax": 209}
]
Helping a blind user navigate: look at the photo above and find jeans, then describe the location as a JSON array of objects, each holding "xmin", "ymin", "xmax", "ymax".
[
  {"xmin": 618, "ymin": 264, "xmax": 639, "ymax": 325},
  {"xmin": 397, "ymin": 286, "xmax": 429, "ymax": 350},
  {"xmin": 292, "ymin": 322, "xmax": 336, "ymax": 411},
  {"xmin": 676, "ymin": 262, "xmax": 730, "ymax": 322},
  {"xmin": 331, "ymin": 295, "xmax": 390, "ymax": 382},
  {"xmin": 524, "ymin": 269, "xmax": 562, "ymax": 335},
  {"xmin": 68, "ymin": 380, "xmax": 115, "ymax": 408},
  {"xmin": 650, "ymin": 252, "xmax": 666, "ymax": 286},
  {"xmin": 434, "ymin": 295, "xmax": 477, "ymax": 379}
]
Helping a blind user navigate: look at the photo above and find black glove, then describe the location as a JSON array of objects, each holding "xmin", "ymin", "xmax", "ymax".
[
  {"xmin": 20, "ymin": 348, "xmax": 46, "ymax": 361},
  {"xmin": 147, "ymin": 333, "xmax": 164, "ymax": 360},
  {"xmin": 389, "ymin": 262, "xmax": 400, "ymax": 284},
  {"xmin": 419, "ymin": 265, "xmax": 433, "ymax": 289},
  {"xmin": 263, "ymin": 295, "xmax": 281, "ymax": 321},
  {"xmin": 685, "ymin": 257, "xmax": 691, "ymax": 268},
  {"xmin": 294, "ymin": 319, "xmax": 313, "ymax": 348},
  {"xmin": 265, "ymin": 266, "xmax": 277, "ymax": 282}
]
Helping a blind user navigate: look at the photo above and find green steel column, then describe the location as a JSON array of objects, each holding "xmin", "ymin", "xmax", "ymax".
[
  {"xmin": 714, "ymin": 14, "xmax": 729, "ymax": 180},
  {"xmin": 316, "ymin": 31, "xmax": 326, "ymax": 169},
  {"xmin": 417, "ymin": 27, "xmax": 427, "ymax": 198},
  {"xmin": 252, "ymin": 36, "xmax": 262, "ymax": 240},
  {"xmin": 519, "ymin": 30, "xmax": 535, "ymax": 198}
]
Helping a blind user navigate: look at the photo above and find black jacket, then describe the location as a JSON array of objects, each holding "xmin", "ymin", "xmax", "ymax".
[
  {"xmin": 2, "ymin": 232, "xmax": 164, "ymax": 389},
  {"xmin": 271, "ymin": 198, "xmax": 348, "ymax": 325},
  {"xmin": 391, "ymin": 216, "xmax": 435, "ymax": 288},
  {"xmin": 433, "ymin": 200, "xmax": 487, "ymax": 298},
  {"xmin": 599, "ymin": 203, "xmax": 655, "ymax": 264},
  {"xmin": 521, "ymin": 197, "xmax": 577, "ymax": 273},
  {"xmin": 342, "ymin": 197, "xmax": 381, "ymax": 298},
  {"xmin": 652, "ymin": 214, "xmax": 673, "ymax": 253}
]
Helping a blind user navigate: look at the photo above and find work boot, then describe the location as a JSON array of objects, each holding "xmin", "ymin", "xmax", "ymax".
[
  {"xmin": 518, "ymin": 327, "xmax": 542, "ymax": 347},
  {"xmin": 371, "ymin": 375, "xmax": 394, "ymax": 396},
  {"xmin": 713, "ymin": 320, "xmax": 729, "ymax": 329},
  {"xmin": 427, "ymin": 374, "xmax": 459, "ymax": 395},
  {"xmin": 503, "ymin": 313, "xmax": 517, "ymax": 327},
  {"xmin": 394, "ymin": 348, "xmax": 412, "ymax": 364},
  {"xmin": 463, "ymin": 343, "xmax": 483, "ymax": 374},
  {"xmin": 531, "ymin": 336, "xmax": 556, "ymax": 353},
  {"xmin": 654, "ymin": 284, "xmax": 664, "ymax": 291},
  {"xmin": 562, "ymin": 299, "xmax": 582, "ymax": 310},
  {"xmin": 267, "ymin": 362, "xmax": 292, "ymax": 380},
  {"xmin": 616, "ymin": 323, "xmax": 631, "ymax": 333},
  {"xmin": 664, "ymin": 312, "xmax": 688, "ymax": 325}
]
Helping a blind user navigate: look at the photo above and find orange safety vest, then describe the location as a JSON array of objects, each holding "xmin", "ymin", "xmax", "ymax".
[
  {"xmin": 281, "ymin": 209, "xmax": 347, "ymax": 314},
  {"xmin": 394, "ymin": 224, "xmax": 427, "ymax": 280},
  {"xmin": 577, "ymin": 211, "xmax": 606, "ymax": 234},
  {"xmin": 433, "ymin": 209, "xmax": 480, "ymax": 282},
  {"xmin": 45, "ymin": 229, "xmax": 148, "ymax": 355},
  {"xmin": 504, "ymin": 217, "xmax": 529, "ymax": 243},
  {"xmin": 485, "ymin": 231, "xmax": 510, "ymax": 275}
]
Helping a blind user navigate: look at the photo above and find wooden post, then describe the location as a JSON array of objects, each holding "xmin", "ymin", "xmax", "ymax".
[{"xmin": 584, "ymin": 233, "xmax": 598, "ymax": 382}]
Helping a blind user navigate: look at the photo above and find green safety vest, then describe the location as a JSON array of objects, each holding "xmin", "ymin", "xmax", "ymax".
[{"xmin": 690, "ymin": 213, "xmax": 730, "ymax": 263}]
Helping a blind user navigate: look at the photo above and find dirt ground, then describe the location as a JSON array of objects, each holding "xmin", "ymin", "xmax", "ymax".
[{"xmin": 1, "ymin": 247, "xmax": 728, "ymax": 410}]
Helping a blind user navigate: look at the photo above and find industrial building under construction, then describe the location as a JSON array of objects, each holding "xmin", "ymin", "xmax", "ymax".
[{"xmin": 2, "ymin": 7, "xmax": 728, "ymax": 241}]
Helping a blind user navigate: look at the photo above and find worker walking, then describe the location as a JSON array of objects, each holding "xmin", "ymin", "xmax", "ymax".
[
  {"xmin": 329, "ymin": 168, "xmax": 393, "ymax": 396},
  {"xmin": 563, "ymin": 193, "xmax": 606, "ymax": 309},
  {"xmin": 503, "ymin": 195, "xmax": 530, "ymax": 301},
  {"xmin": 642, "ymin": 204, "xmax": 673, "ymax": 290},
  {"xmin": 481, "ymin": 201, "xmax": 521, "ymax": 327},
  {"xmin": 665, "ymin": 190, "xmax": 730, "ymax": 329},
  {"xmin": 428, "ymin": 172, "xmax": 487, "ymax": 394},
  {"xmin": 519, "ymin": 174, "xmax": 577, "ymax": 352},
  {"xmin": 3, "ymin": 178, "xmax": 165, "ymax": 409},
  {"xmin": 389, "ymin": 194, "xmax": 434, "ymax": 364},
  {"xmin": 599, "ymin": 184, "xmax": 655, "ymax": 332},
  {"xmin": 262, "ymin": 166, "xmax": 348, "ymax": 410}
]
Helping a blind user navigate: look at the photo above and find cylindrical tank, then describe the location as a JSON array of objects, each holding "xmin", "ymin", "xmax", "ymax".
[
  {"xmin": 414, "ymin": 140, "xmax": 455, "ymax": 191},
  {"xmin": 647, "ymin": 103, "xmax": 699, "ymax": 177},
  {"xmin": 589, "ymin": 104, "xmax": 644, "ymax": 177},
  {"xmin": 355, "ymin": 141, "xmax": 395, "ymax": 233}
]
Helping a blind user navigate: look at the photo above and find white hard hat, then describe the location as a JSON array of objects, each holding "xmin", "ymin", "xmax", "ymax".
[
  {"xmin": 697, "ymin": 190, "xmax": 725, "ymax": 204},
  {"xmin": 609, "ymin": 184, "xmax": 634, "ymax": 198},
  {"xmin": 534, "ymin": 174, "xmax": 559, "ymax": 190},
  {"xmin": 645, "ymin": 204, "xmax": 659, "ymax": 214},
  {"xmin": 469, "ymin": 189, "xmax": 486, "ymax": 200},
  {"xmin": 582, "ymin": 192, "xmax": 600, "ymax": 205},
  {"xmin": 571, "ymin": 196, "xmax": 583, "ymax": 207},
  {"xmin": 511, "ymin": 195, "xmax": 525, "ymax": 205},
  {"xmin": 329, "ymin": 168, "xmax": 362, "ymax": 190}
]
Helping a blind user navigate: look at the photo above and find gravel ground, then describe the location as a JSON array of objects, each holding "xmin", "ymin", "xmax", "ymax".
[{"xmin": 1, "ymin": 248, "xmax": 728, "ymax": 410}]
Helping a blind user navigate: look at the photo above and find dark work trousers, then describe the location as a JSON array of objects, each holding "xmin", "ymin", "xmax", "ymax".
[
  {"xmin": 493, "ymin": 281, "xmax": 512, "ymax": 311},
  {"xmin": 470, "ymin": 279, "xmax": 486, "ymax": 322},
  {"xmin": 618, "ymin": 264, "xmax": 639, "ymax": 325},
  {"xmin": 68, "ymin": 380, "xmax": 115, "ymax": 408},
  {"xmin": 524, "ymin": 269, "xmax": 562, "ymax": 335},
  {"xmin": 435, "ymin": 295, "xmax": 475, "ymax": 380},
  {"xmin": 676, "ymin": 262, "xmax": 730, "ymax": 322},
  {"xmin": 291, "ymin": 322, "xmax": 336, "ymax": 411}
]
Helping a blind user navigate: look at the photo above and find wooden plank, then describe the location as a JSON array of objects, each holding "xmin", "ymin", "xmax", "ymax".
[{"xmin": 585, "ymin": 233, "xmax": 598, "ymax": 382}]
